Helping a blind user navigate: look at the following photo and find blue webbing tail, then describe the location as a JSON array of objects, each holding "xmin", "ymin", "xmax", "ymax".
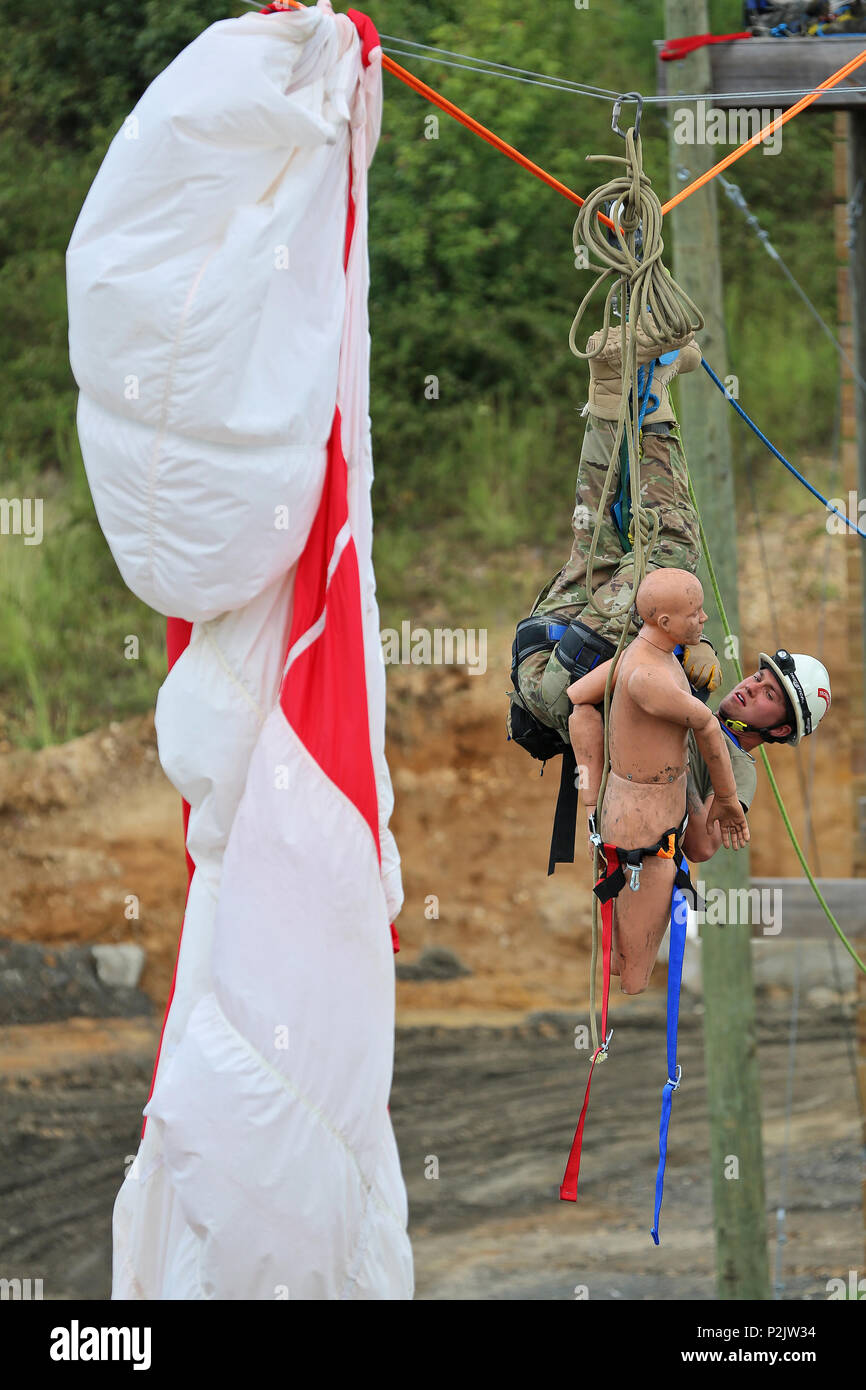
[{"xmin": 651, "ymin": 856, "xmax": 690, "ymax": 1244}]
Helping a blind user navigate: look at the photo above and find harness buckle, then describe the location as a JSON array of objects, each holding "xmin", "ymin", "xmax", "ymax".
[{"xmin": 666, "ymin": 1064, "xmax": 683, "ymax": 1091}]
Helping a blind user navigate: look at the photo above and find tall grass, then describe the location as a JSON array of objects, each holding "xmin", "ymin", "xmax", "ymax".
[{"xmin": 0, "ymin": 426, "xmax": 166, "ymax": 748}]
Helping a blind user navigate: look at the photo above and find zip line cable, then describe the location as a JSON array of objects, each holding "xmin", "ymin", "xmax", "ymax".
[
  {"xmin": 378, "ymin": 35, "xmax": 622, "ymax": 99},
  {"xmin": 249, "ymin": 9, "xmax": 866, "ymax": 103},
  {"xmin": 382, "ymin": 40, "xmax": 866, "ymax": 104},
  {"xmin": 374, "ymin": 48, "xmax": 600, "ymax": 214},
  {"xmin": 378, "ymin": 46, "xmax": 627, "ymax": 98}
]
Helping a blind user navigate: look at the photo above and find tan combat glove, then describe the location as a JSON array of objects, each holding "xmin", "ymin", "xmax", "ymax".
[{"xmin": 682, "ymin": 638, "xmax": 723, "ymax": 693}]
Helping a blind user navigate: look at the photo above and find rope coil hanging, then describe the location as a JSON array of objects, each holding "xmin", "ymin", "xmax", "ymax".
[{"xmin": 569, "ymin": 126, "xmax": 704, "ymax": 628}]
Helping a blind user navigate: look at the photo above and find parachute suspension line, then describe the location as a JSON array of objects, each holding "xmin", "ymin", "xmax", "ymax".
[
  {"xmin": 684, "ymin": 466, "xmax": 866, "ymax": 975},
  {"xmin": 567, "ymin": 125, "xmax": 702, "ymax": 1050}
]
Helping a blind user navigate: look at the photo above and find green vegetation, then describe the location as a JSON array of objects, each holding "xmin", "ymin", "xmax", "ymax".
[{"xmin": 0, "ymin": 0, "xmax": 842, "ymax": 744}]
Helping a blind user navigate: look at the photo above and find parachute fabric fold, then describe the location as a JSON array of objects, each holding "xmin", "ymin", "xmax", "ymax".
[{"xmin": 67, "ymin": 2, "xmax": 411, "ymax": 1299}]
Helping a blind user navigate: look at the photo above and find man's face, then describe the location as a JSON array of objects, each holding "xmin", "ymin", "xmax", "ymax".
[{"xmin": 719, "ymin": 667, "xmax": 792, "ymax": 737}]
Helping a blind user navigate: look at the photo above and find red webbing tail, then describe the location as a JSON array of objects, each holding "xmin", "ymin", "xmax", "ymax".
[{"xmin": 559, "ymin": 847, "xmax": 616, "ymax": 1202}]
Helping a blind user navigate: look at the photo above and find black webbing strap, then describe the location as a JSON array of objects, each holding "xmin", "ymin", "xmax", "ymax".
[
  {"xmin": 547, "ymin": 744, "xmax": 579, "ymax": 876},
  {"xmin": 591, "ymin": 830, "xmax": 705, "ymax": 911},
  {"xmin": 674, "ymin": 864, "xmax": 703, "ymax": 912},
  {"xmin": 593, "ymin": 861, "xmax": 628, "ymax": 904}
]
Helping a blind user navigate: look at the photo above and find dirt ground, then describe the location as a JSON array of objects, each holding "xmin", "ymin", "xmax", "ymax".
[
  {"xmin": 0, "ymin": 1000, "xmax": 860, "ymax": 1300},
  {"xmin": 0, "ymin": 513, "xmax": 862, "ymax": 1299}
]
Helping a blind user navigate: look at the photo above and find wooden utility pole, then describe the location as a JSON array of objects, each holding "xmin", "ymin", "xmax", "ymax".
[
  {"xmin": 663, "ymin": 0, "xmax": 771, "ymax": 1300},
  {"xmin": 835, "ymin": 111, "xmax": 866, "ymax": 1263}
]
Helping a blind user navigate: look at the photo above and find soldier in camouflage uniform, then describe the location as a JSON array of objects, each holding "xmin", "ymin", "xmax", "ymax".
[{"xmin": 513, "ymin": 324, "xmax": 703, "ymax": 743}]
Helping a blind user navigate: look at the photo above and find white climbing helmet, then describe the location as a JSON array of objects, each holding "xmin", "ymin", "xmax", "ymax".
[{"xmin": 758, "ymin": 650, "xmax": 832, "ymax": 745}]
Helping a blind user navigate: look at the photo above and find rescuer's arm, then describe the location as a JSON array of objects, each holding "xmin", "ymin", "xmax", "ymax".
[{"xmin": 682, "ymin": 787, "xmax": 723, "ymax": 862}]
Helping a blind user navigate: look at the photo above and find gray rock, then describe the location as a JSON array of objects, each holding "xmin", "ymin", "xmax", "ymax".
[
  {"xmin": 806, "ymin": 985, "xmax": 842, "ymax": 1009},
  {"xmin": 91, "ymin": 944, "xmax": 145, "ymax": 989},
  {"xmin": 0, "ymin": 939, "xmax": 151, "ymax": 1025},
  {"xmin": 396, "ymin": 946, "xmax": 472, "ymax": 982}
]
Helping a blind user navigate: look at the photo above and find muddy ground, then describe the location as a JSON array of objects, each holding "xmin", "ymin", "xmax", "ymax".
[
  {"xmin": 0, "ymin": 516, "xmax": 863, "ymax": 1299},
  {"xmin": 0, "ymin": 1000, "xmax": 860, "ymax": 1300}
]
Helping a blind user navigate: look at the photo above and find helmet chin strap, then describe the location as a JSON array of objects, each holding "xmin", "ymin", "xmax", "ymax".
[{"xmin": 720, "ymin": 712, "xmax": 788, "ymax": 744}]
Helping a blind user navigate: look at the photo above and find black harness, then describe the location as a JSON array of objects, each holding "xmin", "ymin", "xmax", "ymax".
[{"xmin": 590, "ymin": 812, "xmax": 704, "ymax": 911}]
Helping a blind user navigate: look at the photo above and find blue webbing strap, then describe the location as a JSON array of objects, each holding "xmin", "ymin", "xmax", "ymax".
[
  {"xmin": 650, "ymin": 855, "xmax": 690, "ymax": 1245},
  {"xmin": 612, "ymin": 360, "xmax": 660, "ymax": 549}
]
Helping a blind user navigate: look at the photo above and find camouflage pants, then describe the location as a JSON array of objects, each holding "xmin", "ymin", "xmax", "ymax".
[{"xmin": 516, "ymin": 412, "xmax": 700, "ymax": 741}]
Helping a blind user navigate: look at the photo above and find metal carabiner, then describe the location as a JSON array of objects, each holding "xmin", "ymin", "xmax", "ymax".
[
  {"xmin": 596, "ymin": 1028, "xmax": 615, "ymax": 1063},
  {"xmin": 629, "ymin": 861, "xmax": 643, "ymax": 892},
  {"xmin": 611, "ymin": 91, "xmax": 643, "ymax": 141}
]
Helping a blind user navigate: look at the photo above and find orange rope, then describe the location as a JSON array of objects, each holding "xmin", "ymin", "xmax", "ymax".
[
  {"xmin": 661, "ymin": 45, "xmax": 866, "ymax": 214},
  {"xmin": 263, "ymin": 0, "xmax": 613, "ymax": 227},
  {"xmin": 381, "ymin": 53, "xmax": 605, "ymax": 219},
  {"xmin": 263, "ymin": 3, "xmax": 866, "ymax": 227}
]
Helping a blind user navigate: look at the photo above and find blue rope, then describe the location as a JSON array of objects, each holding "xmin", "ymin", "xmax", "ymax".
[
  {"xmin": 637, "ymin": 360, "xmax": 660, "ymax": 425},
  {"xmin": 701, "ymin": 358, "xmax": 866, "ymax": 541},
  {"xmin": 650, "ymin": 859, "xmax": 689, "ymax": 1245}
]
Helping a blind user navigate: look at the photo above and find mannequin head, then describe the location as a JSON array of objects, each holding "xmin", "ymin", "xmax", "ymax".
[{"xmin": 635, "ymin": 569, "xmax": 707, "ymax": 650}]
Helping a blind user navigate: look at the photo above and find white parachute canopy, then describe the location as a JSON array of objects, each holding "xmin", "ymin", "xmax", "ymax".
[
  {"xmin": 70, "ymin": 5, "xmax": 362, "ymax": 622},
  {"xmin": 67, "ymin": 1, "xmax": 412, "ymax": 1300}
]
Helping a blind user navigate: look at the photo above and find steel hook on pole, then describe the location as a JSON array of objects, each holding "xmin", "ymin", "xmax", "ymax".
[{"xmin": 611, "ymin": 91, "xmax": 643, "ymax": 140}]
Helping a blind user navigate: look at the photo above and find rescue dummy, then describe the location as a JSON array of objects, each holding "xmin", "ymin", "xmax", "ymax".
[{"xmin": 568, "ymin": 568, "xmax": 749, "ymax": 994}]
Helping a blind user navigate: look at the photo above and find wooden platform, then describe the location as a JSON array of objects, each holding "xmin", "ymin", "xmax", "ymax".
[
  {"xmin": 750, "ymin": 877, "xmax": 865, "ymax": 937},
  {"xmin": 655, "ymin": 36, "xmax": 866, "ymax": 110}
]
